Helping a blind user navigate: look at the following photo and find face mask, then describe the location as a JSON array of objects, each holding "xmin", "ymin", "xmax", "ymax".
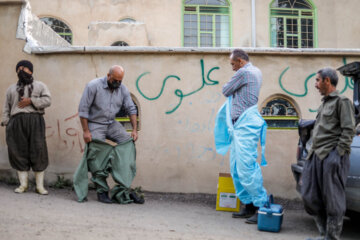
[
  {"xmin": 17, "ymin": 70, "xmax": 33, "ymax": 85},
  {"xmin": 108, "ymin": 79, "xmax": 121, "ymax": 89}
]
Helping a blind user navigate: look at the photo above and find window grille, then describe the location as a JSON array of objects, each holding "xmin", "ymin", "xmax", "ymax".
[
  {"xmin": 183, "ymin": 0, "xmax": 231, "ymax": 47},
  {"xmin": 270, "ymin": 0, "xmax": 316, "ymax": 48},
  {"xmin": 40, "ymin": 17, "xmax": 73, "ymax": 44},
  {"xmin": 261, "ymin": 96, "xmax": 300, "ymax": 129}
]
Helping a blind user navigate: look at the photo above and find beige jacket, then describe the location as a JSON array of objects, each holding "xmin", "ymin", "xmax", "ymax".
[{"xmin": 1, "ymin": 81, "xmax": 51, "ymax": 126}]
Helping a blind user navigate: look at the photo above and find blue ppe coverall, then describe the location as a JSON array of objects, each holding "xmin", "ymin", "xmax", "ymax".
[{"xmin": 214, "ymin": 97, "xmax": 268, "ymax": 207}]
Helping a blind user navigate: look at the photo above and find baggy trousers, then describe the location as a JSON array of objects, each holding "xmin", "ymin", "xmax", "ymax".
[
  {"xmin": 88, "ymin": 120, "xmax": 131, "ymax": 145},
  {"xmin": 87, "ymin": 121, "xmax": 133, "ymax": 193},
  {"xmin": 301, "ymin": 149, "xmax": 350, "ymax": 237},
  {"xmin": 73, "ymin": 139, "xmax": 136, "ymax": 203},
  {"xmin": 6, "ymin": 113, "xmax": 48, "ymax": 171}
]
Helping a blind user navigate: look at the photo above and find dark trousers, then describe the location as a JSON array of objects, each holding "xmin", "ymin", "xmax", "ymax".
[
  {"xmin": 6, "ymin": 113, "xmax": 49, "ymax": 171},
  {"xmin": 301, "ymin": 149, "xmax": 350, "ymax": 239}
]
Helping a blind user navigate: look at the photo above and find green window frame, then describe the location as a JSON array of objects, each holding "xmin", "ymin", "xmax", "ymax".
[
  {"xmin": 269, "ymin": 0, "xmax": 317, "ymax": 48},
  {"xmin": 182, "ymin": 0, "xmax": 232, "ymax": 47},
  {"xmin": 261, "ymin": 95, "xmax": 300, "ymax": 130},
  {"xmin": 40, "ymin": 17, "xmax": 73, "ymax": 44},
  {"xmin": 115, "ymin": 117, "xmax": 140, "ymax": 132}
]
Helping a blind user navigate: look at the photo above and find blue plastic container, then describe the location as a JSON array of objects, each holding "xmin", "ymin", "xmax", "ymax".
[{"xmin": 257, "ymin": 195, "xmax": 284, "ymax": 232}]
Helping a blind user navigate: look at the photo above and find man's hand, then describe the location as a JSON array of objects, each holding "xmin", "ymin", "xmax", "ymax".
[
  {"xmin": 83, "ymin": 130, "xmax": 92, "ymax": 143},
  {"xmin": 131, "ymin": 130, "xmax": 138, "ymax": 141},
  {"xmin": 129, "ymin": 114, "xmax": 138, "ymax": 141},
  {"xmin": 18, "ymin": 97, "xmax": 32, "ymax": 108}
]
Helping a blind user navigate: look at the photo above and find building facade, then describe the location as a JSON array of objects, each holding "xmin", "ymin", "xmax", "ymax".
[
  {"xmin": 1, "ymin": 0, "xmax": 360, "ymax": 199},
  {"xmin": 28, "ymin": 0, "xmax": 360, "ymax": 48}
]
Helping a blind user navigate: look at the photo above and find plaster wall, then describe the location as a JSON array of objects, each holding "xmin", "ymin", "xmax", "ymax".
[
  {"xmin": 231, "ymin": 0, "xmax": 252, "ymax": 47},
  {"xmin": 316, "ymin": 0, "xmax": 360, "ymax": 48},
  {"xmin": 88, "ymin": 22, "xmax": 149, "ymax": 46},
  {"xmin": 256, "ymin": 0, "xmax": 270, "ymax": 47},
  {"xmin": 28, "ymin": 0, "xmax": 182, "ymax": 46},
  {"xmin": 2, "ymin": 2, "xmax": 360, "ymax": 199}
]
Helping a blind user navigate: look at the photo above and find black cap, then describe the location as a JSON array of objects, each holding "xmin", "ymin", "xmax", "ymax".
[{"xmin": 16, "ymin": 60, "xmax": 33, "ymax": 73}]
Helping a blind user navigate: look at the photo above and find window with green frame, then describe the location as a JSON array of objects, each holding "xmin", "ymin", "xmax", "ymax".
[
  {"xmin": 270, "ymin": 0, "xmax": 316, "ymax": 48},
  {"xmin": 183, "ymin": 0, "xmax": 231, "ymax": 47},
  {"xmin": 40, "ymin": 17, "xmax": 73, "ymax": 44},
  {"xmin": 261, "ymin": 96, "xmax": 299, "ymax": 129}
]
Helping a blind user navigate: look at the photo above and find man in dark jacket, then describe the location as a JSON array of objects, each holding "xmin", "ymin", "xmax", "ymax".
[{"xmin": 301, "ymin": 67, "xmax": 355, "ymax": 240}]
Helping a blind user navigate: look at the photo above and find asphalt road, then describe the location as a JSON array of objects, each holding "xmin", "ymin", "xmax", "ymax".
[{"xmin": 0, "ymin": 182, "xmax": 359, "ymax": 240}]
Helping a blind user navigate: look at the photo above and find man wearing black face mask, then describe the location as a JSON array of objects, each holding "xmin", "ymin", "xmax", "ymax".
[
  {"xmin": 1, "ymin": 60, "xmax": 51, "ymax": 195},
  {"xmin": 77, "ymin": 65, "xmax": 139, "ymax": 204}
]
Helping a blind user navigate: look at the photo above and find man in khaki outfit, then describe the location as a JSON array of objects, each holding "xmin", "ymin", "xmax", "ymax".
[
  {"xmin": 1, "ymin": 60, "xmax": 51, "ymax": 195},
  {"xmin": 301, "ymin": 67, "xmax": 355, "ymax": 240}
]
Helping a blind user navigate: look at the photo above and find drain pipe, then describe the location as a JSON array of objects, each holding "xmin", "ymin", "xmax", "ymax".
[{"xmin": 251, "ymin": 0, "xmax": 256, "ymax": 47}]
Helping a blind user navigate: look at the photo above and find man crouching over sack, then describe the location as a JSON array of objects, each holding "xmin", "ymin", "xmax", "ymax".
[{"xmin": 74, "ymin": 65, "xmax": 143, "ymax": 204}]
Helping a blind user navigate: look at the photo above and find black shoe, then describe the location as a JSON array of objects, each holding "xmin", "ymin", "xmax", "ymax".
[
  {"xmin": 97, "ymin": 192, "xmax": 112, "ymax": 204},
  {"xmin": 232, "ymin": 203, "xmax": 258, "ymax": 218},
  {"xmin": 245, "ymin": 212, "xmax": 258, "ymax": 224},
  {"xmin": 232, "ymin": 208, "xmax": 256, "ymax": 218},
  {"xmin": 129, "ymin": 191, "xmax": 145, "ymax": 204}
]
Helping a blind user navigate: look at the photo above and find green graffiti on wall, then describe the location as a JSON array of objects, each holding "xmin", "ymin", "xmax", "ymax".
[
  {"xmin": 279, "ymin": 67, "xmax": 316, "ymax": 97},
  {"xmin": 279, "ymin": 57, "xmax": 354, "ymax": 113},
  {"xmin": 136, "ymin": 59, "xmax": 220, "ymax": 114}
]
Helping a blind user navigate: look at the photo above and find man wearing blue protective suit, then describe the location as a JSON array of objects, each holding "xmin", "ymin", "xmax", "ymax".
[{"xmin": 214, "ymin": 49, "xmax": 267, "ymax": 224}]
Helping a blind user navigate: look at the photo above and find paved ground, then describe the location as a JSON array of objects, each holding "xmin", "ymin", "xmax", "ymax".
[{"xmin": 0, "ymin": 182, "xmax": 359, "ymax": 240}]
